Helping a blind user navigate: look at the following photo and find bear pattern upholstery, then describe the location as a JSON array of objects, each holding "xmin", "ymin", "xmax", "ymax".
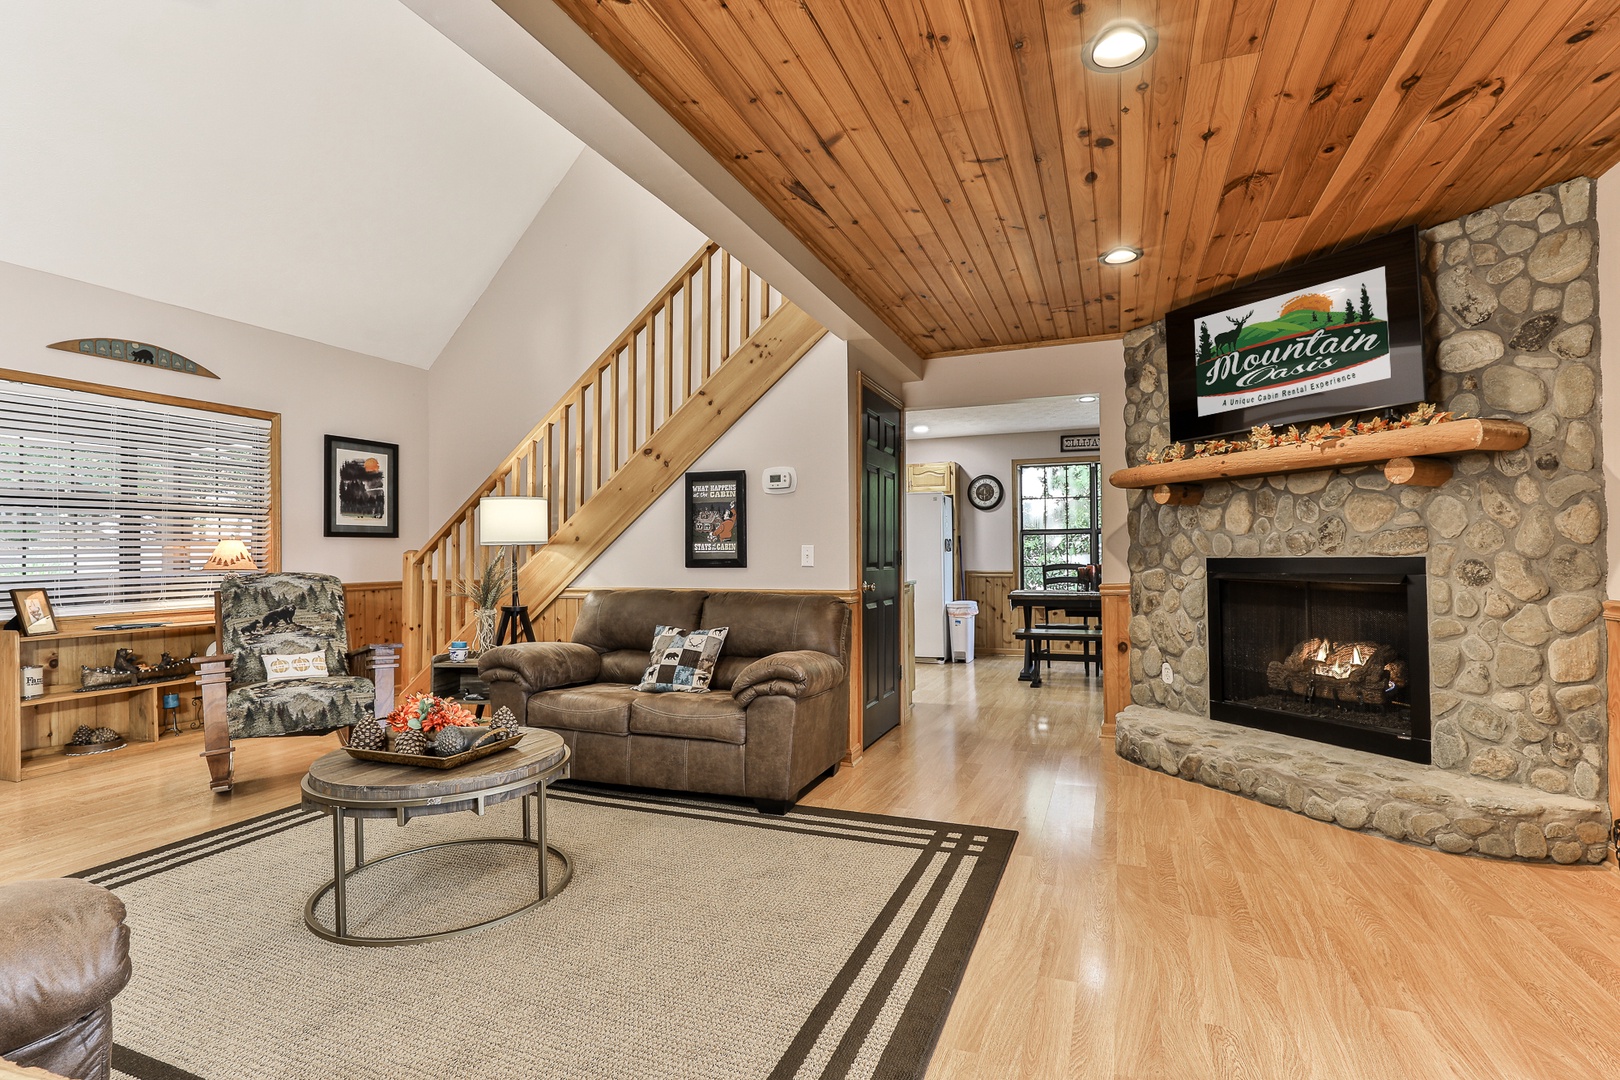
[{"xmin": 217, "ymin": 572, "xmax": 374, "ymax": 739}]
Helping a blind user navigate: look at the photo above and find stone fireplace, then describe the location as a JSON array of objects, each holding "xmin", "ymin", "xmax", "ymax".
[
  {"xmin": 1207, "ymin": 557, "xmax": 1430, "ymax": 762},
  {"xmin": 1114, "ymin": 176, "xmax": 1609, "ymax": 862}
]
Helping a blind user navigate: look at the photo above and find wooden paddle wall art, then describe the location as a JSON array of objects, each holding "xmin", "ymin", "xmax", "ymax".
[{"xmin": 48, "ymin": 339, "xmax": 219, "ymax": 379}]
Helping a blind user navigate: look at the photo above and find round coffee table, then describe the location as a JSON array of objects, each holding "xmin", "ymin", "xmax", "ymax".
[{"xmin": 300, "ymin": 730, "xmax": 571, "ymax": 946}]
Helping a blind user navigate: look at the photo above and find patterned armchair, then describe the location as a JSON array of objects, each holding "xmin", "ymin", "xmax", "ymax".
[{"xmin": 196, "ymin": 572, "xmax": 399, "ymax": 793}]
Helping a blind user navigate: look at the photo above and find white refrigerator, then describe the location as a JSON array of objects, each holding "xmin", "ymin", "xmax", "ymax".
[{"xmin": 907, "ymin": 492, "xmax": 956, "ymax": 661}]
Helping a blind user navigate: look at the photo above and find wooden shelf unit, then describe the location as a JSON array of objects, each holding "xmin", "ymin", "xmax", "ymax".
[
  {"xmin": 1107, "ymin": 419, "xmax": 1529, "ymax": 498},
  {"xmin": 2, "ymin": 619, "xmax": 217, "ymax": 781}
]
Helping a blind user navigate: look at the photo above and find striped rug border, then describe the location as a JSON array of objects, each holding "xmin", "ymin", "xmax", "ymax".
[{"xmin": 82, "ymin": 788, "xmax": 1016, "ymax": 1080}]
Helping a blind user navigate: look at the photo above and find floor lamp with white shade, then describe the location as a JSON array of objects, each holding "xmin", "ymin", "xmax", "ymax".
[{"xmin": 479, "ymin": 496, "xmax": 550, "ymax": 646}]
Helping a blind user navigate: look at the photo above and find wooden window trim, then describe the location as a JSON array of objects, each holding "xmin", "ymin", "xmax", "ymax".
[
  {"xmin": 0, "ymin": 366, "xmax": 283, "ymax": 620},
  {"xmin": 1012, "ymin": 455, "xmax": 1101, "ymax": 590}
]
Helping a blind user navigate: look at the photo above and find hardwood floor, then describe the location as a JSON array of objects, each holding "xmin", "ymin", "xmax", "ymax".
[{"xmin": 4, "ymin": 656, "xmax": 1619, "ymax": 1078}]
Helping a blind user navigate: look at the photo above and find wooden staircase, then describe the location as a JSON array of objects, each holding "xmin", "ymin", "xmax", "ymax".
[{"xmin": 400, "ymin": 243, "xmax": 826, "ymax": 693}]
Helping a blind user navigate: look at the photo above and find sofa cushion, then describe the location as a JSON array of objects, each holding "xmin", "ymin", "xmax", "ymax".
[
  {"xmin": 699, "ymin": 592, "xmax": 848, "ymax": 660},
  {"xmin": 528, "ymin": 684, "xmax": 639, "ymax": 736},
  {"xmin": 600, "ymin": 649, "xmax": 653, "ymax": 684},
  {"xmin": 629, "ymin": 691, "xmax": 747, "ymax": 745},
  {"xmin": 573, "ymin": 590, "xmax": 705, "ymax": 654},
  {"xmin": 637, "ymin": 625, "xmax": 729, "ymax": 693}
]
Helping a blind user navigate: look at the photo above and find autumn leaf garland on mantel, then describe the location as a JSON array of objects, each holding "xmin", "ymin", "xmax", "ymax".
[{"xmin": 1141, "ymin": 403, "xmax": 1458, "ymax": 466}]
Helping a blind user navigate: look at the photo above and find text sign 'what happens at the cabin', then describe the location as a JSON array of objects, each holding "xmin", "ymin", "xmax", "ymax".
[{"xmin": 1194, "ymin": 268, "xmax": 1391, "ymax": 418}]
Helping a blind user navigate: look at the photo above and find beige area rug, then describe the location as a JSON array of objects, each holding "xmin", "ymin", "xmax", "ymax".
[{"xmin": 78, "ymin": 785, "xmax": 1015, "ymax": 1080}]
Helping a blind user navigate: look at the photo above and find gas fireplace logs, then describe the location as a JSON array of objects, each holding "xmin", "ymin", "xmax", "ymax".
[{"xmin": 1266, "ymin": 638, "xmax": 1407, "ymax": 706}]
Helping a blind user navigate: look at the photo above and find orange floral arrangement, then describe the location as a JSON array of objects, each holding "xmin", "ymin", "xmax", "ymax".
[
  {"xmin": 1142, "ymin": 403, "xmax": 1458, "ymax": 465},
  {"xmin": 387, "ymin": 692, "xmax": 478, "ymax": 734}
]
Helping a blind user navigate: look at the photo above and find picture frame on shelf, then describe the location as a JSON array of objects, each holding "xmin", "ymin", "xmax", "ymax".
[
  {"xmin": 684, "ymin": 471, "xmax": 747, "ymax": 569},
  {"xmin": 8, "ymin": 588, "xmax": 58, "ymax": 636},
  {"xmin": 324, "ymin": 435, "xmax": 400, "ymax": 538}
]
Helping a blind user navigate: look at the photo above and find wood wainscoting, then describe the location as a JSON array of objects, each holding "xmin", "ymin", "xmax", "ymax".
[
  {"xmin": 343, "ymin": 581, "xmax": 405, "ymax": 655},
  {"xmin": 1100, "ymin": 582, "xmax": 1130, "ymax": 739},
  {"xmin": 962, "ymin": 571, "xmax": 1103, "ymax": 656},
  {"xmin": 1605, "ymin": 600, "xmax": 1619, "ymax": 866}
]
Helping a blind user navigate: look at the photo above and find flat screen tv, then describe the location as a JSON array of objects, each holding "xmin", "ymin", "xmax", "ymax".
[{"xmin": 1165, "ymin": 228, "xmax": 1430, "ymax": 443}]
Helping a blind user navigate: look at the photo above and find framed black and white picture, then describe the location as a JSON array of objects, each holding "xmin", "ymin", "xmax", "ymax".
[
  {"xmin": 684, "ymin": 471, "xmax": 747, "ymax": 568},
  {"xmin": 324, "ymin": 435, "xmax": 399, "ymax": 538}
]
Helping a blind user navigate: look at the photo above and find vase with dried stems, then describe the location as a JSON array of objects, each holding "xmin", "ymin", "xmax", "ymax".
[{"xmin": 450, "ymin": 551, "xmax": 511, "ymax": 656}]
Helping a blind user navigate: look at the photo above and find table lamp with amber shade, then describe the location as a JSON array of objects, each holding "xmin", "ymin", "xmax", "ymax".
[{"xmin": 203, "ymin": 539, "xmax": 259, "ymax": 573}]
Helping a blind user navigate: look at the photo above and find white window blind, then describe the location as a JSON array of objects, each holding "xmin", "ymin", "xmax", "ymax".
[{"xmin": 0, "ymin": 378, "xmax": 274, "ymax": 615}]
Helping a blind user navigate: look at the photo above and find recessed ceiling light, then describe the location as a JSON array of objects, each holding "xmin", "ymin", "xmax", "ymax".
[
  {"xmin": 911, "ymin": 424, "xmax": 930, "ymax": 434},
  {"xmin": 1100, "ymin": 246, "xmax": 1142, "ymax": 265},
  {"xmin": 1084, "ymin": 21, "xmax": 1157, "ymax": 71},
  {"xmin": 1079, "ymin": 395, "xmax": 1098, "ymax": 403}
]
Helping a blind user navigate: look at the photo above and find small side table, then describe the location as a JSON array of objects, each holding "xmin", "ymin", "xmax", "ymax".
[
  {"xmin": 299, "ymin": 730, "xmax": 571, "ymax": 947},
  {"xmin": 431, "ymin": 653, "xmax": 489, "ymax": 716}
]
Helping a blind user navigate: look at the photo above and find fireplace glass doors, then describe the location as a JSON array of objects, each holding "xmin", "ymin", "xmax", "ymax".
[{"xmin": 1205, "ymin": 557, "xmax": 1430, "ymax": 763}]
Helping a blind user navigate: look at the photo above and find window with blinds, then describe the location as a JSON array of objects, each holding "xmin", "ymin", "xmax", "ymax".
[{"xmin": 0, "ymin": 376, "xmax": 275, "ymax": 616}]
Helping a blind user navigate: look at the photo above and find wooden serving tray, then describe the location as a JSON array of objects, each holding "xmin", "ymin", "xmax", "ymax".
[{"xmin": 343, "ymin": 731, "xmax": 523, "ymax": 770}]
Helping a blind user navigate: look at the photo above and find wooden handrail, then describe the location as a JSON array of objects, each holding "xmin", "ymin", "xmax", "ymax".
[{"xmin": 400, "ymin": 242, "xmax": 788, "ymax": 682}]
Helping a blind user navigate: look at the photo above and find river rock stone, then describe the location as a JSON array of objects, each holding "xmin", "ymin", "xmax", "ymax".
[
  {"xmin": 1343, "ymin": 492, "xmax": 1397, "ymax": 532},
  {"xmin": 1438, "ymin": 267, "xmax": 1498, "ymax": 325},
  {"xmin": 1507, "ymin": 313, "xmax": 1558, "ymax": 351},
  {"xmin": 1514, "ymin": 511, "xmax": 1556, "ymax": 560},
  {"xmin": 1548, "ymin": 595, "xmax": 1602, "ymax": 633},
  {"xmin": 1553, "ymin": 364, "xmax": 1596, "ymax": 418},
  {"xmin": 1426, "ymin": 495, "xmax": 1468, "ymax": 538},
  {"xmin": 1482, "ymin": 366, "xmax": 1547, "ymax": 413},
  {"xmin": 1550, "ymin": 324, "xmax": 1594, "ymax": 359},
  {"xmin": 1547, "ymin": 545, "xmax": 1600, "ymax": 591},
  {"xmin": 1505, "ymin": 192, "xmax": 1555, "ymax": 221},
  {"xmin": 1502, "ymin": 605, "xmax": 1553, "ymax": 647},
  {"xmin": 1437, "ymin": 330, "xmax": 1504, "ymax": 372},
  {"xmin": 1495, "ymin": 553, "xmax": 1549, "ymax": 601},
  {"xmin": 1527, "ymin": 228, "xmax": 1592, "ymax": 283},
  {"xmin": 1470, "ymin": 748, "xmax": 1518, "ymax": 780},
  {"xmin": 1563, "ymin": 279, "xmax": 1594, "ymax": 322},
  {"xmin": 1548, "ymin": 629, "xmax": 1599, "ymax": 684},
  {"xmin": 1555, "ymin": 499, "xmax": 1601, "ymax": 545},
  {"xmin": 1561, "ymin": 177, "xmax": 1592, "ymax": 222},
  {"xmin": 1497, "ymin": 224, "xmax": 1537, "ymax": 254},
  {"xmin": 1493, "ymin": 643, "xmax": 1543, "ymax": 687}
]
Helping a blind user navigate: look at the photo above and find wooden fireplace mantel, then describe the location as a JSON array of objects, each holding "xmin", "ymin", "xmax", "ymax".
[{"xmin": 1108, "ymin": 419, "xmax": 1529, "ymax": 504}]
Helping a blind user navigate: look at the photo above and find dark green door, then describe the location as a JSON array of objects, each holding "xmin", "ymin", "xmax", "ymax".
[{"xmin": 861, "ymin": 386, "xmax": 903, "ymax": 747}]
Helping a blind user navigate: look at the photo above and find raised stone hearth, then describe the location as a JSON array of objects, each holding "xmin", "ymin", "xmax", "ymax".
[
  {"xmin": 1118, "ymin": 177, "xmax": 1608, "ymax": 861},
  {"xmin": 1117, "ymin": 705, "xmax": 1608, "ymax": 862}
]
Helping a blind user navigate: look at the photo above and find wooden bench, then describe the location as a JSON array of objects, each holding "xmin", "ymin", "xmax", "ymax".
[{"xmin": 1013, "ymin": 626, "xmax": 1103, "ymax": 687}]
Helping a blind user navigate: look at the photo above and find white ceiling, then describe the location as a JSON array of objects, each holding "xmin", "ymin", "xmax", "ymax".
[
  {"xmin": 0, "ymin": 0, "xmax": 584, "ymax": 368},
  {"xmin": 906, "ymin": 395, "xmax": 1100, "ymax": 440}
]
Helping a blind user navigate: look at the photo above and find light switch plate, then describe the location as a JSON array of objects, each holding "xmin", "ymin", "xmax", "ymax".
[{"xmin": 801, "ymin": 544, "xmax": 814, "ymax": 566}]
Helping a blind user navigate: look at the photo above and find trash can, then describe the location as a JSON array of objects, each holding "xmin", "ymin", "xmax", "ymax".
[{"xmin": 946, "ymin": 601, "xmax": 979, "ymax": 663}]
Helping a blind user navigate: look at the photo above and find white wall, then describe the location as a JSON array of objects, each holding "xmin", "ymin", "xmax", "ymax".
[
  {"xmin": 575, "ymin": 333, "xmax": 852, "ymax": 590},
  {"xmin": 425, "ymin": 148, "xmax": 705, "ymax": 525},
  {"xmin": 902, "ymin": 339, "xmax": 1130, "ymax": 585},
  {"xmin": 1600, "ymin": 168, "xmax": 1620, "ymax": 597},
  {"xmin": 0, "ymin": 259, "xmax": 429, "ymax": 582},
  {"xmin": 905, "ymin": 430, "xmax": 1096, "ymax": 572}
]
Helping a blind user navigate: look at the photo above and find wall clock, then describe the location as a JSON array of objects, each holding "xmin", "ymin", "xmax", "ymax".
[{"xmin": 966, "ymin": 474, "xmax": 1004, "ymax": 511}]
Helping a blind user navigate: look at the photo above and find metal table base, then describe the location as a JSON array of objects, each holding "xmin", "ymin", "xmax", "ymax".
[{"xmin": 302, "ymin": 768, "xmax": 572, "ymax": 947}]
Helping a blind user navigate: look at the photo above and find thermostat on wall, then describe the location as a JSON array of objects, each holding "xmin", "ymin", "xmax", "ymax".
[{"xmin": 763, "ymin": 467, "xmax": 797, "ymax": 493}]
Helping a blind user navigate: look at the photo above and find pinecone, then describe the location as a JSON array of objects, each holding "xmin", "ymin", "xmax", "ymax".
[
  {"xmin": 392, "ymin": 728, "xmax": 428, "ymax": 756},
  {"xmin": 491, "ymin": 706, "xmax": 520, "ymax": 735},
  {"xmin": 434, "ymin": 726, "xmax": 469, "ymax": 756},
  {"xmin": 349, "ymin": 718, "xmax": 386, "ymax": 750},
  {"xmin": 91, "ymin": 727, "xmax": 120, "ymax": 743},
  {"xmin": 71, "ymin": 725, "xmax": 96, "ymax": 745}
]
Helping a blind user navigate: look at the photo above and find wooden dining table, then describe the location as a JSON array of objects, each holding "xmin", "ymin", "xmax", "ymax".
[{"xmin": 1007, "ymin": 589, "xmax": 1103, "ymax": 687}]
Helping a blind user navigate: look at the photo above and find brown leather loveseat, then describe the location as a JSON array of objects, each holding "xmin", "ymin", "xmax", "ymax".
[
  {"xmin": 478, "ymin": 589, "xmax": 850, "ymax": 812},
  {"xmin": 1, "ymin": 879, "xmax": 131, "ymax": 1080}
]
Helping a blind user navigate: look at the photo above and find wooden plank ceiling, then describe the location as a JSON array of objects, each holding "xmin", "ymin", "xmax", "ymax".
[{"xmin": 534, "ymin": 0, "xmax": 1620, "ymax": 359}]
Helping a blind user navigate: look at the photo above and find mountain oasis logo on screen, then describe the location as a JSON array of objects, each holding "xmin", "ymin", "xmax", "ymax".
[{"xmin": 1194, "ymin": 268, "xmax": 1391, "ymax": 417}]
